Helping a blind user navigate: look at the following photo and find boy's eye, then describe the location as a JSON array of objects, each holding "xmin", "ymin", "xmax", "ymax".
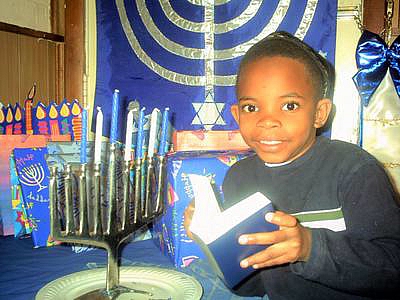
[
  {"xmin": 241, "ymin": 104, "xmax": 259, "ymax": 113},
  {"xmin": 282, "ymin": 102, "xmax": 299, "ymax": 111}
]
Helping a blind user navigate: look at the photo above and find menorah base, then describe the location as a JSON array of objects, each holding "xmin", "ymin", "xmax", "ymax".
[
  {"xmin": 36, "ymin": 266, "xmax": 202, "ymax": 300},
  {"xmin": 75, "ymin": 285, "xmax": 152, "ymax": 300}
]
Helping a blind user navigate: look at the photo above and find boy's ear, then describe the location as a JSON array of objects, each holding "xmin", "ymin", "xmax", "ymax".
[
  {"xmin": 231, "ymin": 104, "xmax": 240, "ymax": 124},
  {"xmin": 314, "ymin": 98, "xmax": 332, "ymax": 129}
]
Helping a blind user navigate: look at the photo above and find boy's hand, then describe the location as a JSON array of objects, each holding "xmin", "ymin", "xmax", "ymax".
[
  {"xmin": 183, "ymin": 200, "xmax": 195, "ymax": 240},
  {"xmin": 238, "ymin": 211, "xmax": 312, "ymax": 269}
]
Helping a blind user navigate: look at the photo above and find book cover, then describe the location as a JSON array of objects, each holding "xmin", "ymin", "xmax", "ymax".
[
  {"xmin": 0, "ymin": 135, "xmax": 48, "ymax": 236},
  {"xmin": 10, "ymin": 154, "xmax": 32, "ymax": 237},
  {"xmin": 188, "ymin": 174, "xmax": 278, "ymax": 289},
  {"xmin": 13, "ymin": 147, "xmax": 56, "ymax": 247}
]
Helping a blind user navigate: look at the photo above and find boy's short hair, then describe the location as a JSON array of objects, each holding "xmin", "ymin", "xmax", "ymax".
[{"xmin": 237, "ymin": 31, "xmax": 335, "ymax": 100}]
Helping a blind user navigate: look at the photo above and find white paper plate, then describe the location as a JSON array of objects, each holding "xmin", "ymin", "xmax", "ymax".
[{"xmin": 36, "ymin": 266, "xmax": 203, "ymax": 300}]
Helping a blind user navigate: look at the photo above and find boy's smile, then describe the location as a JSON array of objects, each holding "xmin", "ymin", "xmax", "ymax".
[{"xmin": 231, "ymin": 56, "xmax": 331, "ymax": 164}]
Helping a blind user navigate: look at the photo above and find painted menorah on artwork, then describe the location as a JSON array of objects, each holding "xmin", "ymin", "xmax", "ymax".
[{"xmin": 19, "ymin": 164, "xmax": 48, "ymax": 192}]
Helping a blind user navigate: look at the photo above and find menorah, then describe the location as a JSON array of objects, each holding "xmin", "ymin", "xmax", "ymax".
[
  {"xmin": 47, "ymin": 143, "xmax": 167, "ymax": 299},
  {"xmin": 19, "ymin": 163, "xmax": 48, "ymax": 192}
]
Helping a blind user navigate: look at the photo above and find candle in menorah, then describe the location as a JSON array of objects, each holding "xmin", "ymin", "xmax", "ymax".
[{"xmin": 36, "ymin": 90, "xmax": 202, "ymax": 299}]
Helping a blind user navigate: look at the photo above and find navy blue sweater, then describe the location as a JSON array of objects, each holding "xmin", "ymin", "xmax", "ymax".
[{"xmin": 222, "ymin": 137, "xmax": 400, "ymax": 300}]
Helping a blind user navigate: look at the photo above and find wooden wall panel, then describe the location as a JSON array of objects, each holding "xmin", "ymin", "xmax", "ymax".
[
  {"xmin": 0, "ymin": 31, "xmax": 20, "ymax": 104},
  {"xmin": 0, "ymin": 30, "xmax": 61, "ymax": 106}
]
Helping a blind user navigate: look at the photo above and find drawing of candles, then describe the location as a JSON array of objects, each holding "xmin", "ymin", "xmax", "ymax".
[
  {"xmin": 24, "ymin": 83, "xmax": 36, "ymax": 135},
  {"xmin": 48, "ymin": 102, "xmax": 61, "ymax": 136},
  {"xmin": 59, "ymin": 100, "xmax": 71, "ymax": 136},
  {"xmin": 0, "ymin": 106, "xmax": 5, "ymax": 134},
  {"xmin": 5, "ymin": 105, "xmax": 13, "ymax": 135},
  {"xmin": 35, "ymin": 102, "xmax": 49, "ymax": 135},
  {"xmin": 70, "ymin": 100, "xmax": 82, "ymax": 141},
  {"xmin": 24, "ymin": 98, "xmax": 34, "ymax": 134},
  {"xmin": 13, "ymin": 103, "xmax": 23, "ymax": 135}
]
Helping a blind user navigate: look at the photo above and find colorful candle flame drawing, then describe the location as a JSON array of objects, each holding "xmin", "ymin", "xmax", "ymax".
[
  {"xmin": 59, "ymin": 100, "xmax": 71, "ymax": 135},
  {"xmin": 24, "ymin": 84, "xmax": 36, "ymax": 135},
  {"xmin": 24, "ymin": 100, "xmax": 34, "ymax": 134},
  {"xmin": 6, "ymin": 105, "xmax": 13, "ymax": 135},
  {"xmin": 0, "ymin": 106, "xmax": 5, "ymax": 134},
  {"xmin": 13, "ymin": 104, "xmax": 23, "ymax": 135},
  {"xmin": 48, "ymin": 102, "xmax": 61, "ymax": 136},
  {"xmin": 35, "ymin": 103, "xmax": 49, "ymax": 135},
  {"xmin": 70, "ymin": 100, "xmax": 82, "ymax": 141}
]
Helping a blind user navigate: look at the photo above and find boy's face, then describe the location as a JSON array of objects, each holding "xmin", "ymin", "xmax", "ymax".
[{"xmin": 231, "ymin": 56, "xmax": 331, "ymax": 164}]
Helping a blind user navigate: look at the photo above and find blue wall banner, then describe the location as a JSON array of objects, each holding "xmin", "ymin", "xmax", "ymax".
[{"xmin": 94, "ymin": 0, "xmax": 338, "ymax": 140}]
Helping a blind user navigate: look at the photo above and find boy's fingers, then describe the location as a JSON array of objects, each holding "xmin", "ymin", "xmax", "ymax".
[
  {"xmin": 265, "ymin": 211, "xmax": 298, "ymax": 227},
  {"xmin": 238, "ymin": 230, "xmax": 287, "ymax": 245}
]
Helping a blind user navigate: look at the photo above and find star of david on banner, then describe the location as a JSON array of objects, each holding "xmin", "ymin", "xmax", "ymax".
[{"xmin": 94, "ymin": 0, "xmax": 338, "ymax": 140}]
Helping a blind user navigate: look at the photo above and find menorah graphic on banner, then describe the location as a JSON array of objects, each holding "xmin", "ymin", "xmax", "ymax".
[
  {"xmin": 19, "ymin": 164, "xmax": 48, "ymax": 192},
  {"xmin": 96, "ymin": 0, "xmax": 333, "ymax": 132}
]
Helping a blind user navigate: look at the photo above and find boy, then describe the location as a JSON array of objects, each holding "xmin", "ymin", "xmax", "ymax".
[{"xmin": 186, "ymin": 32, "xmax": 400, "ymax": 299}]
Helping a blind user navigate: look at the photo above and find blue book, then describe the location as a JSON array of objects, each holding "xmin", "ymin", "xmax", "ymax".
[
  {"xmin": 13, "ymin": 147, "xmax": 55, "ymax": 247},
  {"xmin": 188, "ymin": 174, "xmax": 278, "ymax": 289}
]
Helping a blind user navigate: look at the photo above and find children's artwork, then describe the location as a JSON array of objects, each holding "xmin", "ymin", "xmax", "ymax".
[
  {"xmin": 4, "ymin": 105, "xmax": 13, "ymax": 135},
  {"xmin": 10, "ymin": 154, "xmax": 32, "ymax": 237},
  {"xmin": 70, "ymin": 100, "xmax": 82, "ymax": 141},
  {"xmin": 0, "ymin": 100, "xmax": 82, "ymax": 141},
  {"xmin": 33, "ymin": 102, "xmax": 49, "ymax": 135},
  {"xmin": 58, "ymin": 100, "xmax": 73, "ymax": 136},
  {"xmin": 0, "ymin": 135, "xmax": 48, "ymax": 236},
  {"xmin": 0, "ymin": 106, "xmax": 5, "ymax": 134},
  {"xmin": 13, "ymin": 147, "xmax": 56, "ymax": 247},
  {"xmin": 12, "ymin": 103, "xmax": 23, "ymax": 135},
  {"xmin": 48, "ymin": 102, "xmax": 61, "ymax": 136}
]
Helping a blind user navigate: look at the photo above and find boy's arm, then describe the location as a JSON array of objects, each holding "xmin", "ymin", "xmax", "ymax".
[
  {"xmin": 226, "ymin": 158, "xmax": 400, "ymax": 296},
  {"xmin": 290, "ymin": 163, "xmax": 400, "ymax": 296}
]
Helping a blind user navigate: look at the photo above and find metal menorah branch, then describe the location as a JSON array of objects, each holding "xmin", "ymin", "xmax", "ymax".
[{"xmin": 49, "ymin": 144, "xmax": 166, "ymax": 299}]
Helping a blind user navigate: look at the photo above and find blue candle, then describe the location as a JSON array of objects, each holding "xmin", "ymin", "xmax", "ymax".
[
  {"xmin": 110, "ymin": 89, "xmax": 120, "ymax": 144},
  {"xmin": 158, "ymin": 107, "xmax": 170, "ymax": 156},
  {"xmin": 80, "ymin": 107, "xmax": 87, "ymax": 164},
  {"xmin": 136, "ymin": 107, "xmax": 146, "ymax": 159}
]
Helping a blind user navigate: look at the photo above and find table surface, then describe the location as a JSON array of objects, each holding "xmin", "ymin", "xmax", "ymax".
[{"xmin": 0, "ymin": 235, "xmax": 263, "ymax": 300}]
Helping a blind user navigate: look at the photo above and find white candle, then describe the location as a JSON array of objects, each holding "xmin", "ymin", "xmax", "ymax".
[
  {"xmin": 147, "ymin": 108, "xmax": 160, "ymax": 158},
  {"xmin": 94, "ymin": 107, "xmax": 103, "ymax": 164},
  {"xmin": 124, "ymin": 110, "xmax": 134, "ymax": 161}
]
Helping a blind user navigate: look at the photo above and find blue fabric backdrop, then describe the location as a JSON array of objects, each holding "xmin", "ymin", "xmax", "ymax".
[{"xmin": 94, "ymin": 0, "xmax": 338, "ymax": 141}]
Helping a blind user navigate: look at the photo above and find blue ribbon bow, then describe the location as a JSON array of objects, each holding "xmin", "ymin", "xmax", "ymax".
[{"xmin": 353, "ymin": 30, "xmax": 400, "ymax": 106}]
